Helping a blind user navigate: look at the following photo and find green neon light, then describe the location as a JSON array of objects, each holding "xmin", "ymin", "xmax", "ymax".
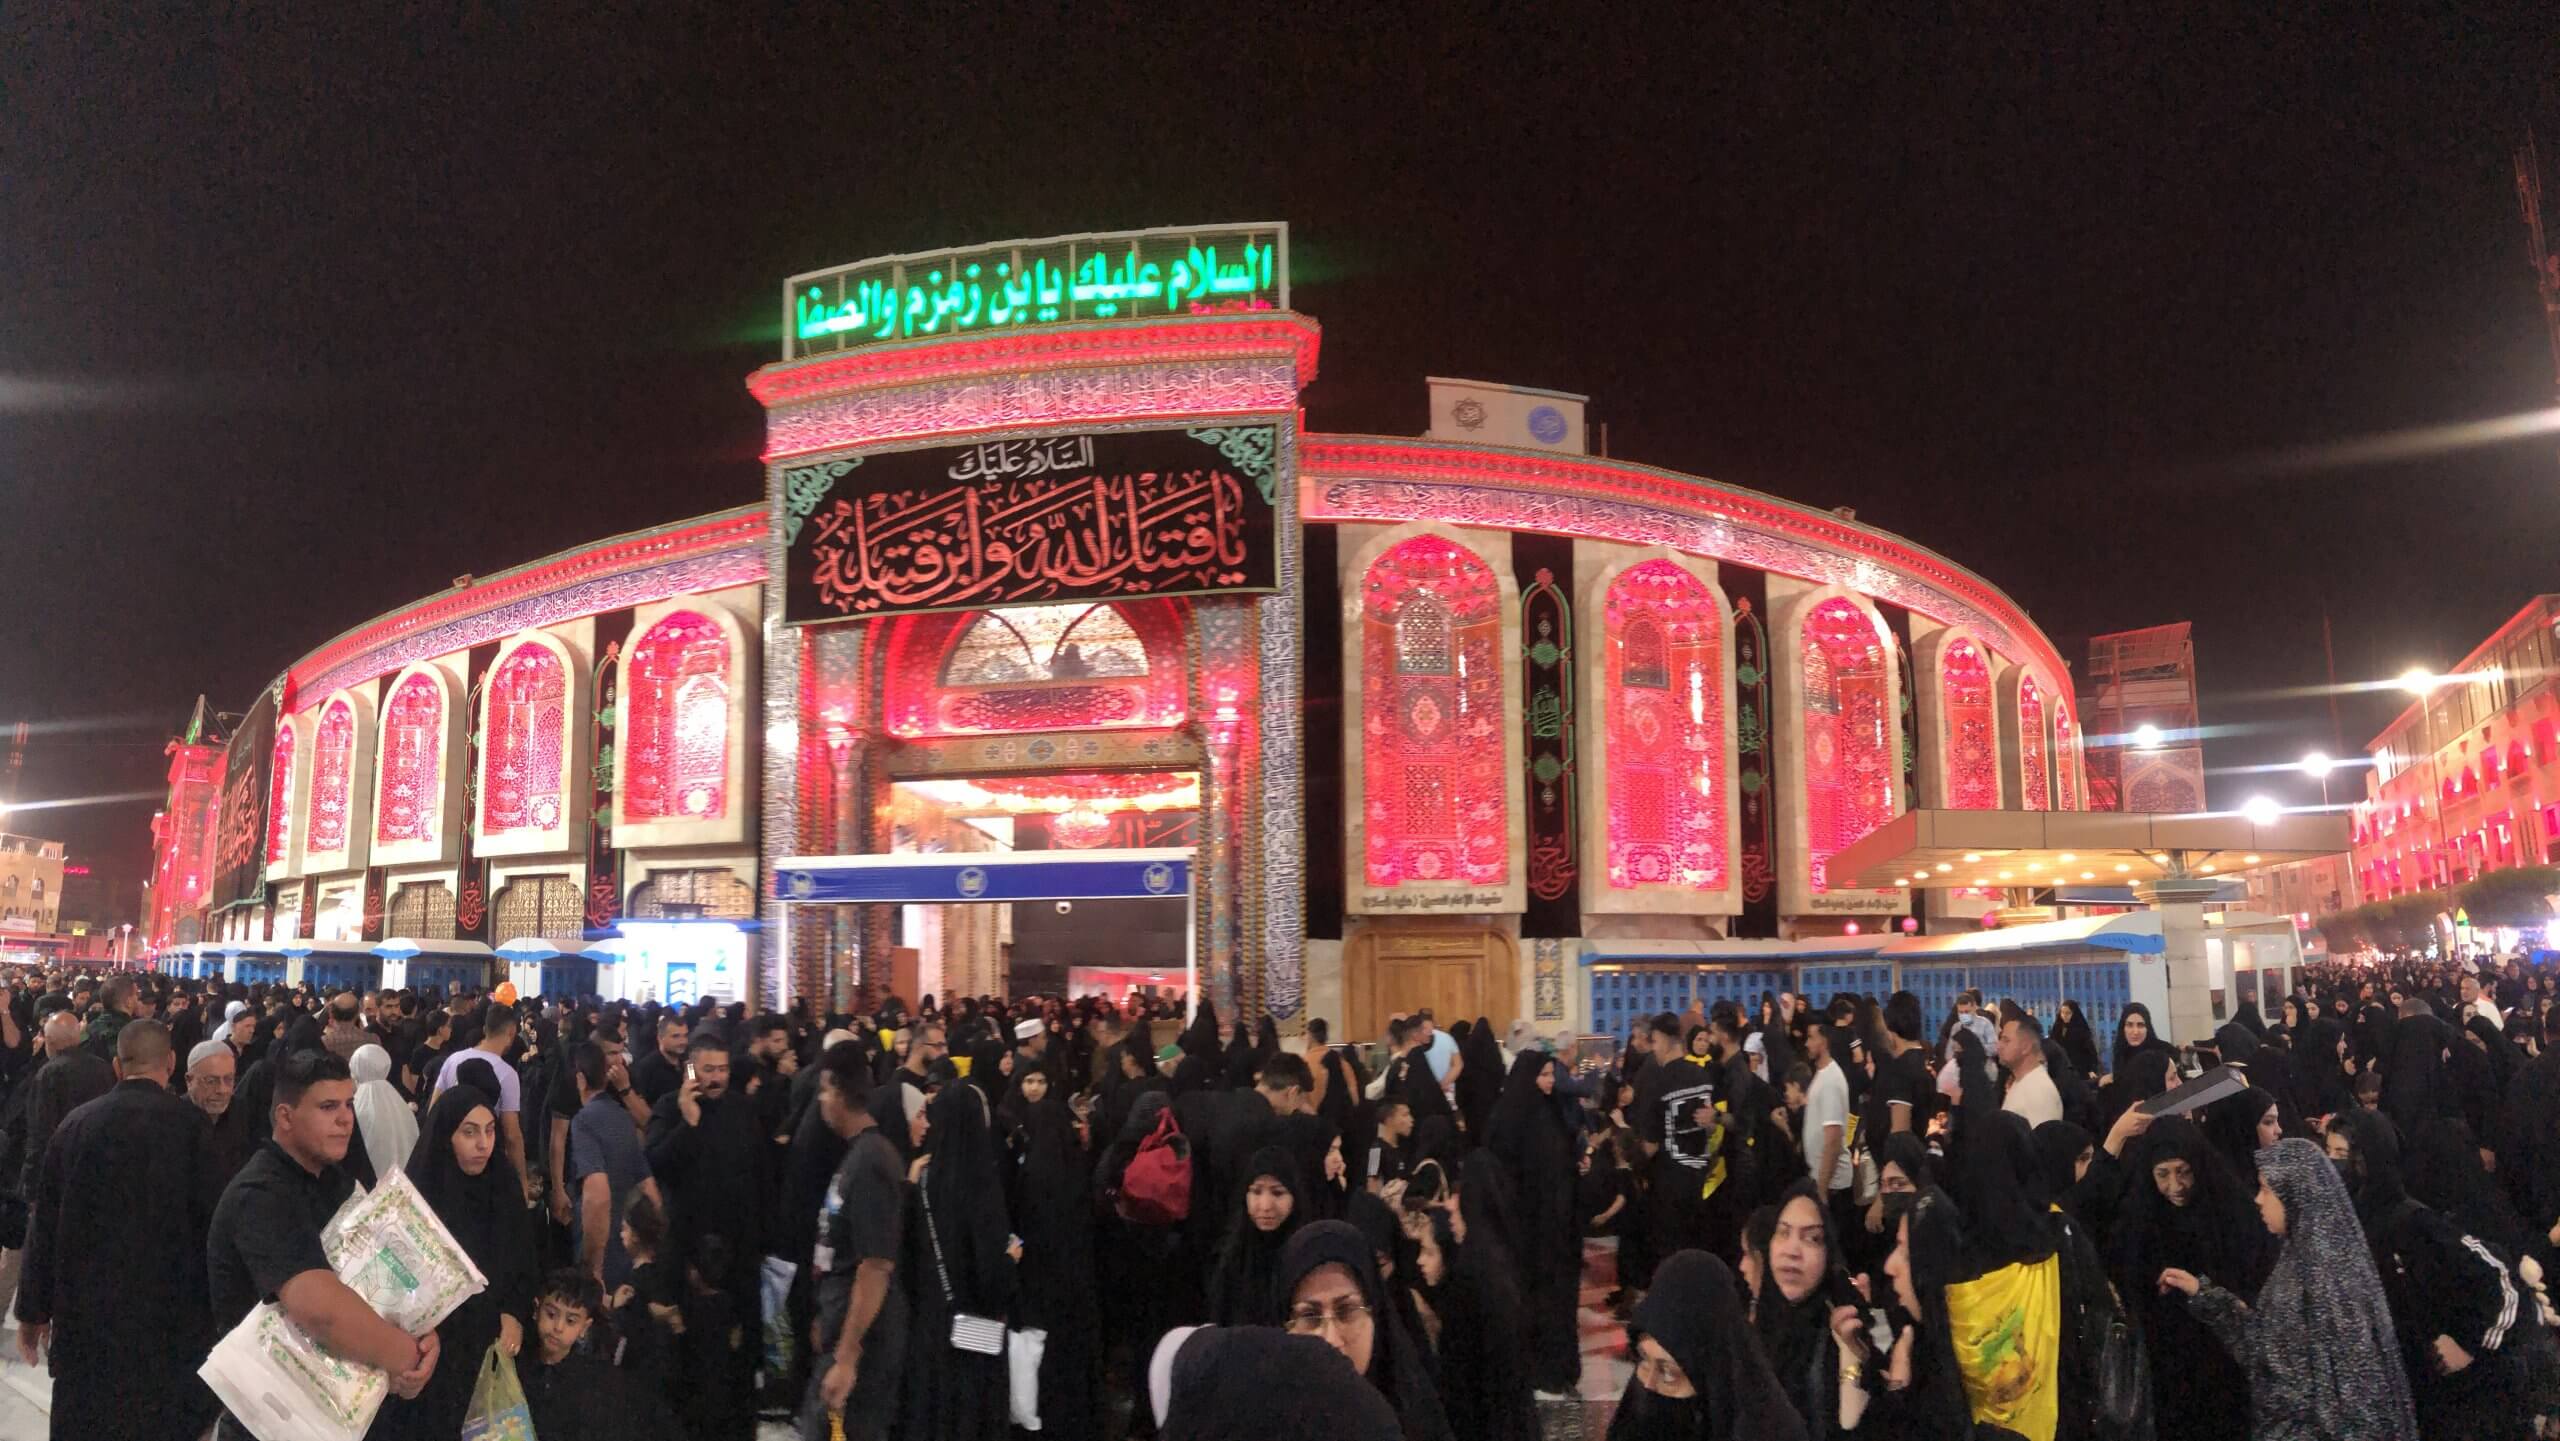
[{"xmin": 785, "ymin": 224, "xmax": 1287, "ymax": 358}]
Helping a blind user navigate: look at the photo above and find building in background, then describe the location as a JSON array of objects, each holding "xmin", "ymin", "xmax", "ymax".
[
  {"xmin": 2351, "ymin": 596, "xmax": 2560, "ymax": 901},
  {"xmin": 0, "ymin": 832, "xmax": 67, "ymax": 935},
  {"xmin": 2079, "ymin": 623, "xmax": 2206, "ymax": 813},
  {"xmin": 2240, "ymin": 852, "xmax": 2361, "ymax": 952}
]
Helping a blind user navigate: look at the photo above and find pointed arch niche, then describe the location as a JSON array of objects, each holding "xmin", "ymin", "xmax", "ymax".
[
  {"xmin": 1342, "ymin": 523, "xmax": 1524, "ymax": 913},
  {"xmin": 300, "ymin": 688, "xmax": 378, "ymax": 875},
  {"xmin": 615, "ymin": 593, "xmax": 756, "ymax": 849},
  {"xmin": 1913, "ymin": 626, "xmax": 2003, "ymax": 811},
  {"xmin": 1773, "ymin": 585, "xmax": 1904, "ymax": 917},
  {"xmin": 1576, "ymin": 547, "xmax": 1739, "ymax": 915},
  {"xmin": 477, "ymin": 630, "xmax": 590, "ymax": 857},
  {"xmin": 372, "ymin": 661, "xmax": 465, "ymax": 866},
  {"xmin": 1998, "ymin": 665, "xmax": 2058, "ymax": 813},
  {"xmin": 875, "ymin": 599, "xmax": 1188, "ymax": 739}
]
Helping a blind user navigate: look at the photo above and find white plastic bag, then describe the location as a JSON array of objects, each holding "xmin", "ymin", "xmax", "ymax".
[{"xmin": 1008, "ymin": 1326, "xmax": 1047, "ymax": 1430}]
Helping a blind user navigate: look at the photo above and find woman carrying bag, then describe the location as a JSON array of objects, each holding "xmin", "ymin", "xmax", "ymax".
[
  {"xmin": 903, "ymin": 1082, "xmax": 1020, "ymax": 1441},
  {"xmin": 367, "ymin": 1083, "xmax": 536, "ymax": 1440}
]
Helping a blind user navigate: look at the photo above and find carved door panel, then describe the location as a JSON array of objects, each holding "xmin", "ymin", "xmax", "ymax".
[{"xmin": 1348, "ymin": 924, "xmax": 1519, "ymax": 1040}]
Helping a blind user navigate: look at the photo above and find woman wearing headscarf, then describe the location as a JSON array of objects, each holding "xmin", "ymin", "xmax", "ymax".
[
  {"xmin": 2162, "ymin": 1137, "xmax": 2421, "ymax": 1441},
  {"xmin": 2330, "ymin": 1110, "xmax": 2537, "ymax": 1439},
  {"xmin": 2106, "ymin": 1001, "xmax": 2173, "ymax": 1080},
  {"xmin": 962, "ymin": 1035, "xmax": 1011, "ymax": 1111},
  {"xmin": 349, "ymin": 1042, "xmax": 419, "ymax": 1185},
  {"xmin": 1743, "ymin": 1178, "xmax": 1859, "ymax": 1437},
  {"xmin": 1485, "ymin": 1050, "xmax": 1580, "ymax": 1394},
  {"xmin": 1454, "ymin": 1017, "xmax": 1505, "ymax": 1143},
  {"xmin": 2052, "ymin": 1001, "xmax": 2101, "ymax": 1080},
  {"xmin": 1151, "ymin": 1325, "xmax": 1404, "ymax": 1441},
  {"xmin": 996, "ymin": 1065, "xmax": 1099, "ymax": 1440},
  {"xmin": 2205, "ymin": 1086, "xmax": 2293, "ymax": 1181},
  {"xmin": 1613, "ymin": 1250, "xmax": 1809, "ymax": 1441},
  {"xmin": 1275, "ymin": 1220, "xmax": 1456, "ymax": 1441},
  {"xmin": 367, "ymin": 1084, "xmax": 535, "ymax": 1441},
  {"xmin": 1206, "ymin": 1144, "xmax": 1305, "ymax": 1325},
  {"xmin": 2111, "ymin": 1117, "xmax": 2267, "ymax": 1441},
  {"xmin": 2288, "ymin": 1016, "xmax": 2354, "ymax": 1122},
  {"xmin": 1431, "ymin": 1151, "xmax": 1540, "ymax": 1441},
  {"xmin": 903, "ymin": 1081, "xmax": 1018, "ymax": 1441}
]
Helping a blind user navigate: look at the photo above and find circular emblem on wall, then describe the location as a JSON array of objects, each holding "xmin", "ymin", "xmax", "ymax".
[
  {"xmin": 1026, "ymin": 738, "xmax": 1057, "ymax": 762},
  {"xmin": 786, "ymin": 871, "xmax": 816, "ymax": 900},
  {"xmin": 956, "ymin": 866, "xmax": 989, "ymax": 899},
  {"xmin": 1143, "ymin": 863, "xmax": 1175, "ymax": 895},
  {"xmin": 1527, "ymin": 405, "xmax": 1568, "ymax": 444},
  {"xmin": 1452, "ymin": 398, "xmax": 1487, "ymax": 430}
]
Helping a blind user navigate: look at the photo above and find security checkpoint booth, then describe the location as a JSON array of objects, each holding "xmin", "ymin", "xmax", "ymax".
[
  {"xmin": 769, "ymin": 848, "xmax": 1197, "ymax": 1014},
  {"xmin": 1822, "ymin": 807, "xmax": 2344, "ymax": 1055}
]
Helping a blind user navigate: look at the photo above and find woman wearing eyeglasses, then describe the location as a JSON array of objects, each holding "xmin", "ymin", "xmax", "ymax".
[{"xmin": 1273, "ymin": 1220, "xmax": 1454, "ymax": 1441}]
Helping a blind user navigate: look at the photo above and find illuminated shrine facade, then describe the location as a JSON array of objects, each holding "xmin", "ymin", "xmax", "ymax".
[{"xmin": 146, "ymin": 225, "xmax": 2089, "ymax": 1037}]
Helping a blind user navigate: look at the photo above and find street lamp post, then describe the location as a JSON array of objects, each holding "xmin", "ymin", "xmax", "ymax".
[{"xmin": 2301, "ymin": 751, "xmax": 2334, "ymax": 810}]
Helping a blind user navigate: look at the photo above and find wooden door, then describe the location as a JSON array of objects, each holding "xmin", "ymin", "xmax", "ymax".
[{"xmin": 1346, "ymin": 922, "xmax": 1518, "ymax": 1041}]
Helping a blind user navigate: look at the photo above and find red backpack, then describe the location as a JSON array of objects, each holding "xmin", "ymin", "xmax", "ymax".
[{"xmin": 1117, "ymin": 1106, "xmax": 1193, "ymax": 1225}]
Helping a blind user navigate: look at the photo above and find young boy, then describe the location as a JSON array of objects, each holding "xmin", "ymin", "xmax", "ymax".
[{"xmin": 521, "ymin": 1268, "xmax": 675, "ymax": 1439}]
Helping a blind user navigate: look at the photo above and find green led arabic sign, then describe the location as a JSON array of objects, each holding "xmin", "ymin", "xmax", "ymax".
[{"xmin": 784, "ymin": 223, "xmax": 1288, "ymax": 359}]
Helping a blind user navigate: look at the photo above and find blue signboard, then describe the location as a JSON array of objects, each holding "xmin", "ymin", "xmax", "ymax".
[{"xmin": 774, "ymin": 857, "xmax": 1191, "ymax": 904}]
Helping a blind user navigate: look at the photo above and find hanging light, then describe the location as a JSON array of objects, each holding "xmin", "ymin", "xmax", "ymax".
[{"xmin": 1050, "ymin": 801, "xmax": 1113, "ymax": 850}]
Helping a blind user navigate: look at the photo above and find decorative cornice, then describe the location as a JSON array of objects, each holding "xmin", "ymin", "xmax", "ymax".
[
  {"xmin": 1300, "ymin": 437, "xmax": 2072, "ymax": 697},
  {"xmin": 287, "ymin": 508, "xmax": 767, "ymax": 704},
  {"xmin": 748, "ymin": 314, "xmax": 1322, "ymax": 410}
]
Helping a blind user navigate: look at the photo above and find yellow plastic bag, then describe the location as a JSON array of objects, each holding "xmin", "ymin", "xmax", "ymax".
[
  {"xmin": 460, "ymin": 1344, "xmax": 536, "ymax": 1441},
  {"xmin": 1942, "ymin": 1254, "xmax": 2061, "ymax": 1441}
]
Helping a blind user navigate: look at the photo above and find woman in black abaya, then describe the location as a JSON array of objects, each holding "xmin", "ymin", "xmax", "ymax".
[
  {"xmin": 2109, "ymin": 1116, "xmax": 2268, "ymax": 1441},
  {"xmin": 1000, "ymin": 1066, "xmax": 1099, "ymax": 1440},
  {"xmin": 903, "ymin": 1083, "xmax": 1018, "ymax": 1441},
  {"xmin": 1485, "ymin": 1050, "xmax": 1580, "ymax": 1395},
  {"xmin": 2107, "ymin": 1001, "xmax": 2174, "ymax": 1079},
  {"xmin": 1433, "ymin": 1152, "xmax": 1539, "ymax": 1441},
  {"xmin": 1613, "ymin": 1250, "xmax": 1809, "ymax": 1441},
  {"xmin": 1454, "ymin": 1016, "xmax": 1505, "ymax": 1143},
  {"xmin": 1205, "ymin": 1145, "xmax": 1306, "ymax": 1325},
  {"xmin": 368, "ymin": 1085, "xmax": 535, "ymax": 1441},
  {"xmin": 2054, "ymin": 998, "xmax": 2103, "ymax": 1080},
  {"xmin": 1276, "ymin": 1221, "xmax": 1456, "ymax": 1441}
]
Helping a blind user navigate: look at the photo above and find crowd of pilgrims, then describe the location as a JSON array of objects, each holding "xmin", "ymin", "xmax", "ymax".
[{"xmin": 13, "ymin": 955, "xmax": 2560, "ymax": 1438}]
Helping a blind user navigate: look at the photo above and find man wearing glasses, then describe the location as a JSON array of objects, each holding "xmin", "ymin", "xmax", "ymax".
[{"xmin": 185, "ymin": 1038, "xmax": 255, "ymax": 1183}]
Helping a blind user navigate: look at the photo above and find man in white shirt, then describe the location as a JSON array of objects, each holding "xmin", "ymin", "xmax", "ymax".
[
  {"xmin": 1998, "ymin": 1012, "xmax": 2063, "ymax": 1129},
  {"xmin": 2460, "ymin": 972, "xmax": 2503, "ymax": 1031},
  {"xmin": 1803, "ymin": 1024, "xmax": 1855, "ymax": 1243}
]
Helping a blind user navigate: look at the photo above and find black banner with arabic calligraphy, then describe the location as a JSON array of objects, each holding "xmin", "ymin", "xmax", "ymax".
[
  {"xmin": 1728, "ymin": 568, "xmax": 1780, "ymax": 940},
  {"xmin": 781, "ymin": 426, "xmax": 1280, "ymax": 625},
  {"xmin": 212, "ymin": 687, "xmax": 277, "ymax": 911}
]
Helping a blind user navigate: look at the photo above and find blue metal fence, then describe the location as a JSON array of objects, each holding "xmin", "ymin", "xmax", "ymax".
[{"xmin": 1587, "ymin": 954, "xmax": 2149, "ymax": 1073}]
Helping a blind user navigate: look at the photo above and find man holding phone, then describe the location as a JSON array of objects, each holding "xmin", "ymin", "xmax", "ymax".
[{"xmin": 645, "ymin": 1030, "xmax": 772, "ymax": 1438}]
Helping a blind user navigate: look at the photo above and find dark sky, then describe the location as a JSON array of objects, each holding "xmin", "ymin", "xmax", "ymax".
[{"xmin": 6, "ymin": 10, "xmax": 2558, "ymax": 888}]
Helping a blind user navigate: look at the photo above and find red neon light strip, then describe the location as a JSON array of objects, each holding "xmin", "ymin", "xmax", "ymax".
[{"xmin": 747, "ymin": 315, "xmax": 1324, "ymax": 408}]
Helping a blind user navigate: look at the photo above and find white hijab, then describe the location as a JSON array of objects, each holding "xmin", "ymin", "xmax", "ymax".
[{"xmin": 350, "ymin": 1043, "xmax": 418, "ymax": 1184}]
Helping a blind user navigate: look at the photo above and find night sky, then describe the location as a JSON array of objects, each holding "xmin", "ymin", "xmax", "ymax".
[{"xmin": 6, "ymin": 10, "xmax": 2557, "ymax": 891}]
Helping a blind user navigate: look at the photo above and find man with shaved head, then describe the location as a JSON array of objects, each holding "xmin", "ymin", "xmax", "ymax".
[
  {"xmin": 18, "ymin": 1019, "xmax": 225, "ymax": 1437},
  {"xmin": 18, "ymin": 1005, "xmax": 110, "ymax": 1204}
]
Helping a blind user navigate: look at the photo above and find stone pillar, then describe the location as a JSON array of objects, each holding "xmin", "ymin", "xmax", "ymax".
[{"xmin": 2156, "ymin": 899, "xmax": 2213, "ymax": 1048}]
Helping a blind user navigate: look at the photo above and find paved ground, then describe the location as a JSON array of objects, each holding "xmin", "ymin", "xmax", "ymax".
[{"xmin": 0, "ymin": 1238, "xmax": 1634, "ymax": 1440}]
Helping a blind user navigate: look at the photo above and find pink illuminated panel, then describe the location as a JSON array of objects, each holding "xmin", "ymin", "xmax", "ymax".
[
  {"xmin": 2054, "ymin": 708, "xmax": 2080, "ymax": 811},
  {"xmin": 626, "ymin": 611, "xmax": 730, "ymax": 822},
  {"xmin": 485, "ymin": 643, "xmax": 569, "ymax": 836},
  {"xmin": 882, "ymin": 601, "xmax": 1187, "ymax": 739},
  {"xmin": 377, "ymin": 673, "xmax": 445, "ymax": 845},
  {"xmin": 2018, "ymin": 675, "xmax": 2052, "ymax": 811},
  {"xmin": 1362, "ymin": 536, "xmax": 1507, "ymax": 887},
  {"xmin": 1603, "ymin": 561, "xmax": 1726, "ymax": 889},
  {"xmin": 309, "ymin": 701, "xmax": 355, "ymax": 854},
  {"xmin": 264, "ymin": 723, "xmax": 295, "ymax": 865},
  {"xmin": 1802, "ymin": 597, "xmax": 1896, "ymax": 892},
  {"xmin": 1941, "ymin": 638, "xmax": 1999, "ymax": 809}
]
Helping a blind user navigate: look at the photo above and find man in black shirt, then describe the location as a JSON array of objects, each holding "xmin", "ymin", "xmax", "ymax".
[
  {"xmin": 805, "ymin": 1047, "xmax": 904, "ymax": 1441},
  {"xmin": 205, "ymin": 1050, "xmax": 437, "ymax": 1437},
  {"xmin": 1856, "ymin": 992, "xmax": 1931, "ymax": 1169},
  {"xmin": 18, "ymin": 1020, "xmax": 223, "ymax": 1439},
  {"xmin": 644, "ymin": 1029, "xmax": 769, "ymax": 1439},
  {"xmin": 627, "ymin": 1012, "xmax": 689, "ymax": 1107},
  {"xmin": 1630, "ymin": 1011, "xmax": 1736, "ymax": 1277}
]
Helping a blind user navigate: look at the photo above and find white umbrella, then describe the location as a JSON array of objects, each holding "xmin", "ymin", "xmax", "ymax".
[
  {"xmin": 372, "ymin": 937, "xmax": 424, "ymax": 960},
  {"xmin": 496, "ymin": 937, "xmax": 564, "ymax": 962}
]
